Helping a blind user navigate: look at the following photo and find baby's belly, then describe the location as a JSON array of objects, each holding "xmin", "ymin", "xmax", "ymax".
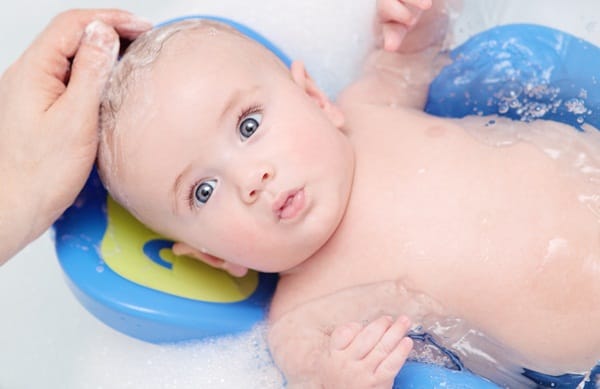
[{"xmin": 345, "ymin": 112, "xmax": 600, "ymax": 371}]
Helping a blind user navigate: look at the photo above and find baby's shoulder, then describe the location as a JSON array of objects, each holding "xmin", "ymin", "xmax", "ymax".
[
  {"xmin": 337, "ymin": 48, "xmax": 447, "ymax": 111},
  {"xmin": 338, "ymin": 97, "xmax": 450, "ymax": 145},
  {"xmin": 267, "ymin": 272, "xmax": 322, "ymax": 323}
]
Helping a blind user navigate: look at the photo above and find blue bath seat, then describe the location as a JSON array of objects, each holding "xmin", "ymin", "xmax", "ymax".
[
  {"xmin": 53, "ymin": 19, "xmax": 600, "ymax": 389},
  {"xmin": 426, "ymin": 24, "xmax": 600, "ymax": 130}
]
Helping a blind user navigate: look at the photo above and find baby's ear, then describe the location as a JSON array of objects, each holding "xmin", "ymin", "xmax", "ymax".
[
  {"xmin": 172, "ymin": 242, "xmax": 249, "ymax": 278},
  {"xmin": 290, "ymin": 60, "xmax": 344, "ymax": 128}
]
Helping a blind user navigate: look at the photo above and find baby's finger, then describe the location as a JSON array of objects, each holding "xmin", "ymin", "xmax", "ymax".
[
  {"xmin": 365, "ymin": 316, "xmax": 412, "ymax": 369},
  {"xmin": 382, "ymin": 23, "xmax": 408, "ymax": 52},
  {"xmin": 330, "ymin": 322, "xmax": 363, "ymax": 351},
  {"xmin": 346, "ymin": 316, "xmax": 393, "ymax": 359},
  {"xmin": 375, "ymin": 336, "xmax": 414, "ymax": 377},
  {"xmin": 379, "ymin": 0, "xmax": 414, "ymax": 25},
  {"xmin": 401, "ymin": 0, "xmax": 433, "ymax": 11}
]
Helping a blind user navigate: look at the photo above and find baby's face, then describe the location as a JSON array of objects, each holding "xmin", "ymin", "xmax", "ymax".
[{"xmin": 111, "ymin": 31, "xmax": 354, "ymax": 273}]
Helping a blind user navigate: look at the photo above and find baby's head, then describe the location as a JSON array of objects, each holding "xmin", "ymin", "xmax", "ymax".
[{"xmin": 98, "ymin": 19, "xmax": 354, "ymax": 276}]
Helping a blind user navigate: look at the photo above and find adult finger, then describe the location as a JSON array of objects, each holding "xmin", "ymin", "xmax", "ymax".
[
  {"xmin": 32, "ymin": 9, "xmax": 151, "ymax": 60},
  {"xmin": 16, "ymin": 9, "xmax": 151, "ymax": 111},
  {"xmin": 23, "ymin": 9, "xmax": 151, "ymax": 84},
  {"xmin": 55, "ymin": 20, "xmax": 119, "ymax": 118}
]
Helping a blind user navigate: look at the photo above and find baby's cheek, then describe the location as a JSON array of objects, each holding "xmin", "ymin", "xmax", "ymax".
[{"xmin": 217, "ymin": 222, "xmax": 264, "ymax": 259}]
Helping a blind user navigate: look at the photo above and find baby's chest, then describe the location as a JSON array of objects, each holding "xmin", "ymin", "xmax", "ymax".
[
  {"xmin": 329, "ymin": 117, "xmax": 600, "ymax": 310},
  {"xmin": 290, "ymin": 176, "xmax": 600, "ymax": 365}
]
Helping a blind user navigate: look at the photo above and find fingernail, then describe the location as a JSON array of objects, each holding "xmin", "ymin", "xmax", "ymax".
[{"xmin": 401, "ymin": 336, "xmax": 414, "ymax": 350}]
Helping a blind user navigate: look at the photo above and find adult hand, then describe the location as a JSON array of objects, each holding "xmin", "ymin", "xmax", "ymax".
[{"xmin": 0, "ymin": 9, "xmax": 152, "ymax": 264}]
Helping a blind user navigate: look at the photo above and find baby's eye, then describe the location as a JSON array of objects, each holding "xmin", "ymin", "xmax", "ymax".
[
  {"xmin": 193, "ymin": 179, "xmax": 217, "ymax": 205},
  {"xmin": 238, "ymin": 112, "xmax": 262, "ymax": 140}
]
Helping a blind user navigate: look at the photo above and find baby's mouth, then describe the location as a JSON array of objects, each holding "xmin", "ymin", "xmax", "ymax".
[{"xmin": 273, "ymin": 188, "xmax": 305, "ymax": 220}]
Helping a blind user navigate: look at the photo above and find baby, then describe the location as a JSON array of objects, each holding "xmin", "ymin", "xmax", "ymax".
[{"xmin": 97, "ymin": 0, "xmax": 600, "ymax": 387}]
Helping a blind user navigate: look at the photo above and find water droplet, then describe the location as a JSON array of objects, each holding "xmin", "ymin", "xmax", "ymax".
[
  {"xmin": 565, "ymin": 98, "xmax": 588, "ymax": 114},
  {"xmin": 509, "ymin": 99, "xmax": 521, "ymax": 109},
  {"xmin": 497, "ymin": 81, "xmax": 523, "ymax": 101}
]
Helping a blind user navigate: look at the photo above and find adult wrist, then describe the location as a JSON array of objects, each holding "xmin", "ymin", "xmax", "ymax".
[{"xmin": 0, "ymin": 178, "xmax": 40, "ymax": 264}]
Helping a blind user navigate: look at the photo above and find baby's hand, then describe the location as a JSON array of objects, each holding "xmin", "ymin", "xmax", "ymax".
[
  {"xmin": 376, "ymin": 0, "xmax": 433, "ymax": 51},
  {"xmin": 323, "ymin": 315, "xmax": 413, "ymax": 389}
]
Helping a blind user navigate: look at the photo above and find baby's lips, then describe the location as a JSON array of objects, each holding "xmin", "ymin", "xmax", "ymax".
[
  {"xmin": 273, "ymin": 188, "xmax": 305, "ymax": 219},
  {"xmin": 280, "ymin": 189, "xmax": 306, "ymax": 220},
  {"xmin": 272, "ymin": 189, "xmax": 296, "ymax": 213}
]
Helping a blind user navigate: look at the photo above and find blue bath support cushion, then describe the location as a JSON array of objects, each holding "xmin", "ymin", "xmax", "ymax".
[
  {"xmin": 53, "ymin": 19, "xmax": 600, "ymax": 389},
  {"xmin": 426, "ymin": 24, "xmax": 600, "ymax": 130}
]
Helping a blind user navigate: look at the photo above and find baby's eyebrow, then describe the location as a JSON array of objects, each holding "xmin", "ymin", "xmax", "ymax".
[
  {"xmin": 171, "ymin": 161, "xmax": 194, "ymax": 214},
  {"xmin": 218, "ymin": 84, "xmax": 261, "ymax": 124}
]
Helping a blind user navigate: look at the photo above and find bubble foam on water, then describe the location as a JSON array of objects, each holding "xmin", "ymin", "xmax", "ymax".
[{"xmin": 74, "ymin": 324, "xmax": 285, "ymax": 389}]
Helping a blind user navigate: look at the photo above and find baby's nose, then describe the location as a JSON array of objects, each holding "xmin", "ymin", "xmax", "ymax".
[{"xmin": 240, "ymin": 164, "xmax": 274, "ymax": 204}]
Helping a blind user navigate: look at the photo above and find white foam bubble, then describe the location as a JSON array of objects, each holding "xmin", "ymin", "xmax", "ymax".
[{"xmin": 71, "ymin": 324, "xmax": 284, "ymax": 389}]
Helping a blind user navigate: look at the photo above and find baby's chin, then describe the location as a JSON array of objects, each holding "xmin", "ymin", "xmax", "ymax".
[
  {"xmin": 232, "ymin": 233, "xmax": 320, "ymax": 274},
  {"xmin": 268, "ymin": 225, "xmax": 342, "ymax": 273}
]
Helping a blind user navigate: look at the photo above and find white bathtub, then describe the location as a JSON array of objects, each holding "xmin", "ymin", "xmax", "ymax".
[{"xmin": 1, "ymin": 1, "xmax": 599, "ymax": 388}]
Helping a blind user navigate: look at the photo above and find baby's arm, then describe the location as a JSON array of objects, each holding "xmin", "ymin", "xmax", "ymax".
[
  {"xmin": 268, "ymin": 281, "xmax": 442, "ymax": 388},
  {"xmin": 338, "ymin": 0, "xmax": 451, "ymax": 109}
]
